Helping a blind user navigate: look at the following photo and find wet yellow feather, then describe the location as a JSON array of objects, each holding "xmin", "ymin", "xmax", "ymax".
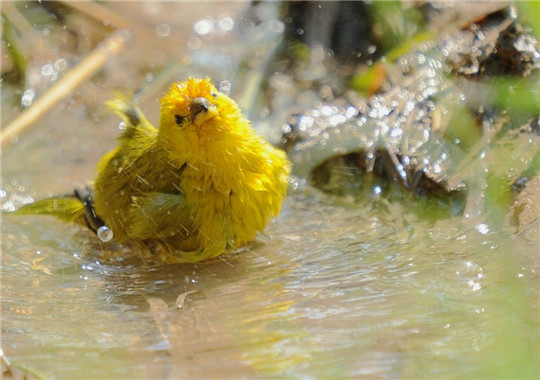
[{"xmin": 90, "ymin": 77, "xmax": 290, "ymax": 262}]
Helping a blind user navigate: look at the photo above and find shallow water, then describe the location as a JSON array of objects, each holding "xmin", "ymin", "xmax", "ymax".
[
  {"xmin": 2, "ymin": 186, "xmax": 538, "ymax": 378},
  {"xmin": 1, "ymin": 1, "xmax": 539, "ymax": 379}
]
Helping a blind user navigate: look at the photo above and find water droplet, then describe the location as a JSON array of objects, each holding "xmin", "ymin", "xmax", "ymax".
[
  {"xmin": 321, "ymin": 105, "xmax": 332, "ymax": 116},
  {"xmin": 447, "ymin": 260, "xmax": 484, "ymax": 293},
  {"xmin": 217, "ymin": 16, "xmax": 234, "ymax": 32},
  {"xmin": 475, "ymin": 223, "xmax": 489, "ymax": 235},
  {"xmin": 41, "ymin": 64, "xmax": 55, "ymax": 77},
  {"xmin": 21, "ymin": 88, "xmax": 36, "ymax": 107},
  {"xmin": 218, "ymin": 80, "xmax": 231, "ymax": 95},
  {"xmin": 97, "ymin": 226, "xmax": 114, "ymax": 242},
  {"xmin": 390, "ymin": 128, "xmax": 402, "ymax": 138},
  {"xmin": 54, "ymin": 58, "xmax": 67, "ymax": 71},
  {"xmin": 194, "ymin": 18, "xmax": 214, "ymax": 36},
  {"xmin": 345, "ymin": 106, "xmax": 357, "ymax": 118},
  {"xmin": 155, "ymin": 23, "xmax": 171, "ymax": 38},
  {"xmin": 467, "ymin": 280, "xmax": 482, "ymax": 292},
  {"xmin": 2, "ymin": 202, "xmax": 15, "ymax": 212}
]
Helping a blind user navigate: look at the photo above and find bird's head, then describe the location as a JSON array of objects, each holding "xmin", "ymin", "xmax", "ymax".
[{"xmin": 158, "ymin": 78, "xmax": 243, "ymax": 152}]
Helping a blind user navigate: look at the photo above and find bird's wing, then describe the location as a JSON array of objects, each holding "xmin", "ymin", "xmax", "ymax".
[
  {"xmin": 106, "ymin": 93, "xmax": 157, "ymax": 139},
  {"xmin": 126, "ymin": 192, "xmax": 194, "ymax": 241}
]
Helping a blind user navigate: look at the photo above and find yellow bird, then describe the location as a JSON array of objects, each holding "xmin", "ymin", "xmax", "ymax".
[{"xmin": 11, "ymin": 78, "xmax": 291, "ymax": 262}]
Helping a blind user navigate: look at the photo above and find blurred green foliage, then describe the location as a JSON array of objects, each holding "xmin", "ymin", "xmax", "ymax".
[
  {"xmin": 490, "ymin": 76, "xmax": 540, "ymax": 125},
  {"xmin": 350, "ymin": 2, "xmax": 429, "ymax": 95},
  {"xmin": 517, "ymin": 1, "xmax": 540, "ymax": 39},
  {"xmin": 1, "ymin": 12, "xmax": 28, "ymax": 80},
  {"xmin": 369, "ymin": 1, "xmax": 426, "ymax": 53},
  {"xmin": 443, "ymin": 104, "xmax": 481, "ymax": 152}
]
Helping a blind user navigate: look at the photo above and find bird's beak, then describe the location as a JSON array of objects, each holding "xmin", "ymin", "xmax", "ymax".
[{"xmin": 191, "ymin": 97, "xmax": 217, "ymax": 127}]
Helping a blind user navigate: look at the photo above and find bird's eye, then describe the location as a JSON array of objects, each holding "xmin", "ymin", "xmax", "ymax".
[
  {"xmin": 211, "ymin": 92, "xmax": 217, "ymax": 98},
  {"xmin": 175, "ymin": 114, "xmax": 185, "ymax": 126}
]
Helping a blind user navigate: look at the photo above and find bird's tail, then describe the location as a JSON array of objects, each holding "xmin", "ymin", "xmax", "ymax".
[
  {"xmin": 10, "ymin": 194, "xmax": 86, "ymax": 223},
  {"xmin": 7, "ymin": 187, "xmax": 113, "ymax": 241}
]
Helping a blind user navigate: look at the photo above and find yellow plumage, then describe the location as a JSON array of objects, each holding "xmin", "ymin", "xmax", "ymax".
[{"xmin": 12, "ymin": 78, "xmax": 291, "ymax": 263}]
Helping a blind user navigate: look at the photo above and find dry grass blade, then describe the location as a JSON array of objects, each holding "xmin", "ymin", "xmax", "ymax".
[
  {"xmin": 0, "ymin": 30, "xmax": 128, "ymax": 148},
  {"xmin": 59, "ymin": 0, "xmax": 131, "ymax": 30}
]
